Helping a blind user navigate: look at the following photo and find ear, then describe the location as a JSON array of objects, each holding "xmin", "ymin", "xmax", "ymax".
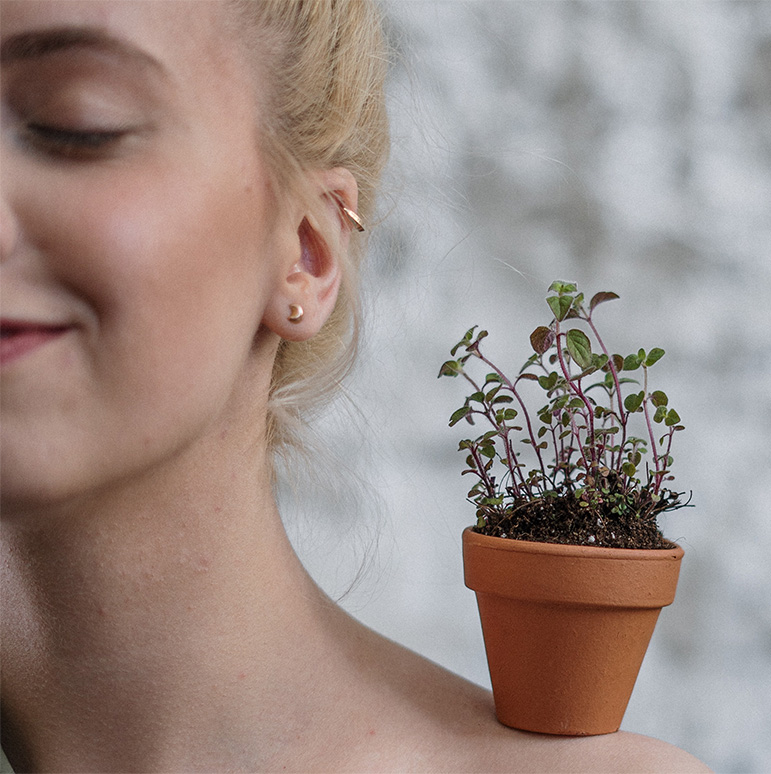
[{"xmin": 262, "ymin": 168, "xmax": 359, "ymax": 343}]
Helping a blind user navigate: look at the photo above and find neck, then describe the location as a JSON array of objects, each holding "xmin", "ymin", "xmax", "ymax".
[{"xmin": 1, "ymin": 429, "xmax": 349, "ymax": 772}]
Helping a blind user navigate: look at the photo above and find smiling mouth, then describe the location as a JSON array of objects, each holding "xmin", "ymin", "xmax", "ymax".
[{"xmin": 0, "ymin": 321, "xmax": 72, "ymax": 367}]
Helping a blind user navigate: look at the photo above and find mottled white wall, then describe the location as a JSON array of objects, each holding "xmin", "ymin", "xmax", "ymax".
[{"xmin": 283, "ymin": 2, "xmax": 771, "ymax": 772}]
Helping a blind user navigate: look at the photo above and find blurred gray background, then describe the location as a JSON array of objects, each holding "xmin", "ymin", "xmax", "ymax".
[{"xmin": 281, "ymin": 2, "xmax": 771, "ymax": 772}]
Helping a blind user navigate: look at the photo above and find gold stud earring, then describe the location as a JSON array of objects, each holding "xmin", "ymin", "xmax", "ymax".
[{"xmin": 288, "ymin": 304, "xmax": 304, "ymax": 324}]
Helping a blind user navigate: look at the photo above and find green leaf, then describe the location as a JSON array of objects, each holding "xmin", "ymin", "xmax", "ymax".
[
  {"xmin": 650, "ymin": 390, "xmax": 668, "ymax": 407},
  {"xmin": 622, "ymin": 354, "xmax": 642, "ymax": 371},
  {"xmin": 623, "ymin": 391, "xmax": 644, "ymax": 412},
  {"xmin": 566, "ymin": 329, "xmax": 593, "ymax": 369},
  {"xmin": 653, "ymin": 405, "xmax": 668, "ymax": 424},
  {"xmin": 438, "ymin": 360, "xmax": 462, "ymax": 377},
  {"xmin": 665, "ymin": 409, "xmax": 681, "ymax": 426},
  {"xmin": 449, "ymin": 406, "xmax": 471, "ymax": 426},
  {"xmin": 530, "ymin": 326, "xmax": 555, "ymax": 354},
  {"xmin": 547, "ymin": 295, "xmax": 572, "ymax": 321},
  {"xmin": 468, "ymin": 391, "xmax": 485, "ymax": 403},
  {"xmin": 622, "ymin": 461, "xmax": 637, "ymax": 477},
  {"xmin": 538, "ymin": 372, "xmax": 558, "ymax": 390},
  {"xmin": 548, "ymin": 280, "xmax": 576, "ymax": 294},
  {"xmin": 645, "ymin": 348, "xmax": 665, "ymax": 367},
  {"xmin": 485, "ymin": 386, "xmax": 501, "ymax": 402},
  {"xmin": 589, "ymin": 291, "xmax": 620, "ymax": 311}
]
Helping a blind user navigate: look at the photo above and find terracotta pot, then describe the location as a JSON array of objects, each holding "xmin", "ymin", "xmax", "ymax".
[{"xmin": 463, "ymin": 527, "xmax": 683, "ymax": 736}]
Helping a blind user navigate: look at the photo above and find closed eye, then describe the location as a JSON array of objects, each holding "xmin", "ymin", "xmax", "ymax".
[{"xmin": 24, "ymin": 123, "xmax": 129, "ymax": 158}]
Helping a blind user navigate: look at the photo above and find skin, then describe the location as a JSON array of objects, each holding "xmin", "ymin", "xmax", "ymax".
[{"xmin": 0, "ymin": 2, "xmax": 711, "ymax": 771}]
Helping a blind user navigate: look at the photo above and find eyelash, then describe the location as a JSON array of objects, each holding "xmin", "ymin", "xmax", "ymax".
[{"xmin": 24, "ymin": 123, "xmax": 128, "ymax": 158}]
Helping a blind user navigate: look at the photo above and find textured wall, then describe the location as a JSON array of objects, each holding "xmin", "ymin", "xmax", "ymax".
[{"xmin": 284, "ymin": 2, "xmax": 771, "ymax": 772}]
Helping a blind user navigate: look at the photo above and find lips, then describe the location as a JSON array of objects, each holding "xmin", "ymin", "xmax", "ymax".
[{"xmin": 0, "ymin": 320, "xmax": 72, "ymax": 367}]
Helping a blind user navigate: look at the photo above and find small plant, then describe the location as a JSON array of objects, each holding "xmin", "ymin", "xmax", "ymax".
[{"xmin": 439, "ymin": 281, "xmax": 688, "ymax": 549}]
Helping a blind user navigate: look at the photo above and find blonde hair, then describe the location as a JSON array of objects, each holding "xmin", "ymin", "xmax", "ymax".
[{"xmin": 226, "ymin": 0, "xmax": 390, "ymax": 452}]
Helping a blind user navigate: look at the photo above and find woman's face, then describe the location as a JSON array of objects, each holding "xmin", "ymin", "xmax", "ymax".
[{"xmin": 1, "ymin": 0, "xmax": 291, "ymax": 510}]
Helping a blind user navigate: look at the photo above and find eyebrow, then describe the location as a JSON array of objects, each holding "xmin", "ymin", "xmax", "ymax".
[{"xmin": 0, "ymin": 27, "xmax": 167, "ymax": 76}]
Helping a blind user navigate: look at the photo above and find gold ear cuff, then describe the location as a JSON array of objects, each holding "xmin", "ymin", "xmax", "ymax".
[
  {"xmin": 341, "ymin": 205, "xmax": 365, "ymax": 233},
  {"xmin": 331, "ymin": 193, "xmax": 365, "ymax": 232}
]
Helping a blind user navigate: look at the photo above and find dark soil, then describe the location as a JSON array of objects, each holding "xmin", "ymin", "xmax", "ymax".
[{"xmin": 475, "ymin": 492, "xmax": 670, "ymax": 549}]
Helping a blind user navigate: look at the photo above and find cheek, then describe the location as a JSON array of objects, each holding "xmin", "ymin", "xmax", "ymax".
[
  {"xmin": 57, "ymin": 160, "xmax": 271, "ymax": 333},
  {"xmin": 38, "ymin": 155, "xmax": 277, "ymax": 450}
]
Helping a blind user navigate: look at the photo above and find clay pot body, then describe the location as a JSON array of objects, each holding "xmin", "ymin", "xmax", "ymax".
[{"xmin": 462, "ymin": 527, "xmax": 683, "ymax": 736}]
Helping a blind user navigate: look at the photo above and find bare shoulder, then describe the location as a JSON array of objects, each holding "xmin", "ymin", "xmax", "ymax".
[
  {"xmin": 476, "ymin": 728, "xmax": 714, "ymax": 774},
  {"xmin": 354, "ymin": 633, "xmax": 711, "ymax": 773},
  {"xmin": 339, "ymin": 622, "xmax": 710, "ymax": 773},
  {"xmin": 420, "ymin": 676, "xmax": 712, "ymax": 773},
  {"xmin": 425, "ymin": 679, "xmax": 712, "ymax": 773}
]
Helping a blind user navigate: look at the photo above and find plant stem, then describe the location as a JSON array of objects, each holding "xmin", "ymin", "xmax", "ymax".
[
  {"xmin": 585, "ymin": 312, "xmax": 628, "ymax": 469},
  {"xmin": 641, "ymin": 365, "xmax": 663, "ymax": 490},
  {"xmin": 459, "ymin": 367, "xmax": 529, "ymax": 495},
  {"xmin": 475, "ymin": 352, "xmax": 551, "ymax": 487},
  {"xmin": 554, "ymin": 323, "xmax": 597, "ymax": 469}
]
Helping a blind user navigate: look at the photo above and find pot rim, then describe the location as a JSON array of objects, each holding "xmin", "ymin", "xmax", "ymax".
[
  {"xmin": 462, "ymin": 526, "xmax": 683, "ymax": 561},
  {"xmin": 462, "ymin": 527, "xmax": 684, "ymax": 606}
]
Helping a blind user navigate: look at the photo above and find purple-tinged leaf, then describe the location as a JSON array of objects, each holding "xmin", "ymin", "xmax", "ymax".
[
  {"xmin": 530, "ymin": 325, "xmax": 555, "ymax": 354},
  {"xmin": 589, "ymin": 292, "xmax": 620, "ymax": 311}
]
